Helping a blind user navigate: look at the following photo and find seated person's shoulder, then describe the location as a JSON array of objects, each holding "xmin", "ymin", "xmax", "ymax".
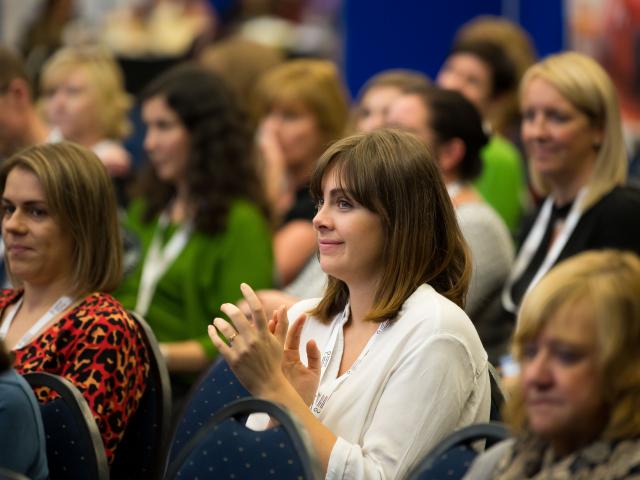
[
  {"xmin": 463, "ymin": 439, "xmax": 515, "ymax": 480},
  {"xmin": 0, "ymin": 289, "xmax": 21, "ymax": 308},
  {"xmin": 398, "ymin": 285, "xmax": 477, "ymax": 341},
  {"xmin": 78, "ymin": 293, "xmax": 140, "ymax": 332},
  {"xmin": 484, "ymin": 135, "xmax": 523, "ymax": 163},
  {"xmin": 602, "ymin": 185, "xmax": 640, "ymax": 202},
  {"xmin": 287, "ymin": 297, "xmax": 322, "ymax": 323},
  {"xmin": 226, "ymin": 199, "xmax": 270, "ymax": 229},
  {"xmin": 75, "ymin": 293, "xmax": 150, "ymax": 367},
  {"xmin": 592, "ymin": 185, "xmax": 640, "ymax": 223},
  {"xmin": 125, "ymin": 198, "xmax": 148, "ymax": 222},
  {"xmin": 0, "ymin": 368, "xmax": 36, "ymax": 405}
]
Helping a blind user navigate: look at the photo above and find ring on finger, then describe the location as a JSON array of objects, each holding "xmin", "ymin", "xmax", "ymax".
[{"xmin": 228, "ymin": 332, "xmax": 239, "ymax": 345}]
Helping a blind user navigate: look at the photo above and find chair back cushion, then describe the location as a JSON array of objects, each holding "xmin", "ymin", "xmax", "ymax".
[
  {"xmin": 110, "ymin": 312, "xmax": 172, "ymax": 480},
  {"xmin": 171, "ymin": 418, "xmax": 309, "ymax": 479},
  {"xmin": 167, "ymin": 358, "xmax": 249, "ymax": 465},
  {"xmin": 407, "ymin": 422, "xmax": 510, "ymax": 480},
  {"xmin": 23, "ymin": 373, "xmax": 109, "ymax": 480},
  {"xmin": 166, "ymin": 398, "xmax": 320, "ymax": 480},
  {"xmin": 414, "ymin": 444, "xmax": 477, "ymax": 479}
]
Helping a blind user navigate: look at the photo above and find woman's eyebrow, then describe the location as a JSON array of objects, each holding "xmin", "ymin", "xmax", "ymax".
[
  {"xmin": 328, "ymin": 188, "xmax": 349, "ymax": 200},
  {"xmin": 0, "ymin": 198, "xmax": 47, "ymax": 206}
]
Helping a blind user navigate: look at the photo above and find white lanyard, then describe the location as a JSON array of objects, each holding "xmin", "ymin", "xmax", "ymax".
[
  {"xmin": 0, "ymin": 295, "xmax": 74, "ymax": 349},
  {"xmin": 135, "ymin": 212, "xmax": 193, "ymax": 316},
  {"xmin": 311, "ymin": 304, "xmax": 391, "ymax": 416},
  {"xmin": 502, "ymin": 187, "xmax": 587, "ymax": 313}
]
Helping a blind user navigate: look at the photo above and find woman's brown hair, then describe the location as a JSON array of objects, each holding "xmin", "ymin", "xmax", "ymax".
[
  {"xmin": 308, "ymin": 129, "xmax": 470, "ymax": 323},
  {"xmin": 138, "ymin": 63, "xmax": 268, "ymax": 234},
  {"xmin": 0, "ymin": 142, "xmax": 123, "ymax": 294}
]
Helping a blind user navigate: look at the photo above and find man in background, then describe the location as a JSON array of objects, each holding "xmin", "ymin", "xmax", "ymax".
[{"xmin": 0, "ymin": 47, "xmax": 49, "ymax": 160}]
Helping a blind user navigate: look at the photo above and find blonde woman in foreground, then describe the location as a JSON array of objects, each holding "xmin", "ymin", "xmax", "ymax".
[{"xmin": 466, "ymin": 249, "xmax": 640, "ymax": 478}]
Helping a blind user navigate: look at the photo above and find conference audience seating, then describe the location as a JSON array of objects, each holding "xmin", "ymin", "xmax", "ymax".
[
  {"xmin": 165, "ymin": 397, "xmax": 321, "ymax": 480},
  {"xmin": 23, "ymin": 372, "xmax": 109, "ymax": 480}
]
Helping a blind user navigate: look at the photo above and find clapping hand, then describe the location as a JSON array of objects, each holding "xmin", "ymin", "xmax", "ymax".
[
  {"xmin": 209, "ymin": 283, "xmax": 286, "ymax": 397},
  {"xmin": 269, "ymin": 306, "xmax": 321, "ymax": 406},
  {"xmin": 208, "ymin": 283, "xmax": 321, "ymax": 404}
]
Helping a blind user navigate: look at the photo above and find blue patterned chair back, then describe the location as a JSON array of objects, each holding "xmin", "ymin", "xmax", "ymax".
[
  {"xmin": 111, "ymin": 312, "xmax": 172, "ymax": 480},
  {"xmin": 166, "ymin": 357, "xmax": 250, "ymax": 468},
  {"xmin": 165, "ymin": 398, "xmax": 321, "ymax": 480},
  {"xmin": 406, "ymin": 422, "xmax": 510, "ymax": 480},
  {"xmin": 23, "ymin": 372, "xmax": 109, "ymax": 480}
]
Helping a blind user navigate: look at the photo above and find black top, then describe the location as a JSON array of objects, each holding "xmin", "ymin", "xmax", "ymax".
[
  {"xmin": 283, "ymin": 185, "xmax": 316, "ymax": 224},
  {"xmin": 494, "ymin": 185, "xmax": 640, "ymax": 350},
  {"xmin": 509, "ymin": 199, "xmax": 575, "ymax": 307},
  {"xmin": 521, "ymin": 185, "xmax": 640, "ymax": 265}
]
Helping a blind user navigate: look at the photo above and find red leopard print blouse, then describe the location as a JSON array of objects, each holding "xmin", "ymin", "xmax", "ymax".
[{"xmin": 3, "ymin": 290, "xmax": 150, "ymax": 464}]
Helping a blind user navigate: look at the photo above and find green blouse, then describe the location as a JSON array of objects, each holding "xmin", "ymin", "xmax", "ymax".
[
  {"xmin": 115, "ymin": 199, "xmax": 274, "ymax": 358},
  {"xmin": 474, "ymin": 135, "xmax": 526, "ymax": 233}
]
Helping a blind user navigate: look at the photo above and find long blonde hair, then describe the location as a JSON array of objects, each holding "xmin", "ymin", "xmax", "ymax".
[{"xmin": 521, "ymin": 52, "xmax": 626, "ymax": 211}]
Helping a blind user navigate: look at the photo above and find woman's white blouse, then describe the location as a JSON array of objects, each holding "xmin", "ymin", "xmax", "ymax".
[{"xmin": 290, "ymin": 284, "xmax": 490, "ymax": 480}]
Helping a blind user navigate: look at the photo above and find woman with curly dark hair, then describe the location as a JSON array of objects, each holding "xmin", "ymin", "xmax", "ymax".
[{"xmin": 116, "ymin": 64, "xmax": 273, "ymax": 384}]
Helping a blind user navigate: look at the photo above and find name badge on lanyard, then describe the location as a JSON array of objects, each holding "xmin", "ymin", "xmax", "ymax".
[
  {"xmin": 135, "ymin": 212, "xmax": 193, "ymax": 316},
  {"xmin": 310, "ymin": 304, "xmax": 391, "ymax": 417}
]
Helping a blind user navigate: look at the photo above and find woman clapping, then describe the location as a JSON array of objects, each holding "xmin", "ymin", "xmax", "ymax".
[{"xmin": 210, "ymin": 129, "xmax": 490, "ymax": 479}]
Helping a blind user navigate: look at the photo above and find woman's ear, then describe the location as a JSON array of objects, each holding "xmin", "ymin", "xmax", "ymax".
[
  {"xmin": 437, "ymin": 137, "xmax": 466, "ymax": 177},
  {"xmin": 592, "ymin": 127, "xmax": 604, "ymax": 150},
  {"xmin": 5, "ymin": 77, "xmax": 31, "ymax": 107}
]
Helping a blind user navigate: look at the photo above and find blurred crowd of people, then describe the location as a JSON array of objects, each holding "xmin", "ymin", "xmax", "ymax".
[{"xmin": 1, "ymin": 3, "xmax": 640, "ymax": 479}]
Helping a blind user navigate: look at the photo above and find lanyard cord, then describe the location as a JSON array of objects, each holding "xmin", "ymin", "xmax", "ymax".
[
  {"xmin": 135, "ymin": 211, "xmax": 193, "ymax": 316},
  {"xmin": 502, "ymin": 187, "xmax": 587, "ymax": 314},
  {"xmin": 0, "ymin": 295, "xmax": 75, "ymax": 349},
  {"xmin": 311, "ymin": 304, "xmax": 391, "ymax": 416}
]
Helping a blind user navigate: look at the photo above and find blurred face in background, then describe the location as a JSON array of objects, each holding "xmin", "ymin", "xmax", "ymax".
[
  {"xmin": 437, "ymin": 53, "xmax": 492, "ymax": 118},
  {"xmin": 0, "ymin": 88, "xmax": 19, "ymax": 157},
  {"xmin": 142, "ymin": 95, "xmax": 191, "ymax": 185},
  {"xmin": 43, "ymin": 67, "xmax": 101, "ymax": 143},
  {"xmin": 520, "ymin": 299, "xmax": 607, "ymax": 455},
  {"xmin": 355, "ymin": 85, "xmax": 404, "ymax": 133},
  {"xmin": 386, "ymin": 94, "xmax": 435, "ymax": 147},
  {"xmin": 520, "ymin": 77, "xmax": 602, "ymax": 188},
  {"xmin": 260, "ymin": 100, "xmax": 325, "ymax": 170}
]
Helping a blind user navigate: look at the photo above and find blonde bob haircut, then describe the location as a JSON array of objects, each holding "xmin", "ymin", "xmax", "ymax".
[
  {"xmin": 41, "ymin": 45, "xmax": 132, "ymax": 140},
  {"xmin": 506, "ymin": 249, "xmax": 640, "ymax": 439},
  {"xmin": 520, "ymin": 52, "xmax": 627, "ymax": 211},
  {"xmin": 252, "ymin": 59, "xmax": 349, "ymax": 142},
  {"xmin": 308, "ymin": 129, "xmax": 471, "ymax": 323},
  {"xmin": 0, "ymin": 142, "xmax": 123, "ymax": 294}
]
